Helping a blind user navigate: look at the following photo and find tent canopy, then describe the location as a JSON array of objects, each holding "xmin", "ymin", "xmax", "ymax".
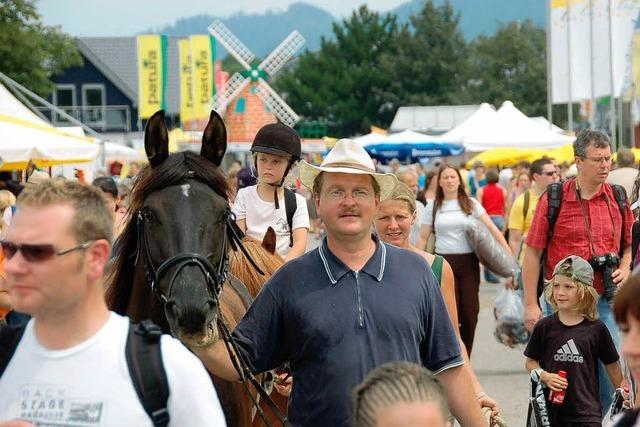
[
  {"xmin": 465, "ymin": 143, "xmax": 575, "ymax": 168},
  {"xmin": 443, "ymin": 101, "xmax": 574, "ymax": 151},
  {"xmin": 362, "ymin": 130, "xmax": 464, "ymax": 162},
  {"xmin": 460, "ymin": 101, "xmax": 574, "ymax": 151},
  {"xmin": 0, "ymin": 83, "xmax": 98, "ymax": 170},
  {"xmin": 441, "ymin": 103, "xmax": 498, "ymax": 142}
]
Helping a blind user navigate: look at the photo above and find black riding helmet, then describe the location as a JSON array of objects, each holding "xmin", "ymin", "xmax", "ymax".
[
  {"xmin": 250, "ymin": 122, "xmax": 301, "ymax": 160},
  {"xmin": 250, "ymin": 123, "xmax": 301, "ymax": 209}
]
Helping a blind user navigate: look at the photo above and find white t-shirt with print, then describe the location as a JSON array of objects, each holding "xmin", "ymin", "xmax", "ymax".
[
  {"xmin": 422, "ymin": 198, "xmax": 485, "ymax": 254},
  {"xmin": 232, "ymin": 185, "xmax": 310, "ymax": 258},
  {"xmin": 0, "ymin": 313, "xmax": 226, "ymax": 426}
]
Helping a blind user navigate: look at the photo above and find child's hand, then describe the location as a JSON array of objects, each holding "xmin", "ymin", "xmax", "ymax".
[{"xmin": 541, "ymin": 370, "xmax": 568, "ymax": 392}]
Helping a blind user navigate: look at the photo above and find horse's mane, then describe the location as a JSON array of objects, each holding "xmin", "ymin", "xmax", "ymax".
[
  {"xmin": 106, "ymin": 152, "xmax": 231, "ymax": 314},
  {"xmin": 229, "ymin": 237, "xmax": 284, "ymax": 298}
]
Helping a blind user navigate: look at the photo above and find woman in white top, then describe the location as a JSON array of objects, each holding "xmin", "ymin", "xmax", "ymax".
[{"xmin": 417, "ymin": 165, "xmax": 510, "ymax": 355}]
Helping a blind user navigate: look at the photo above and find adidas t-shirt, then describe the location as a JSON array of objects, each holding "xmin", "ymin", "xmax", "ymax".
[{"xmin": 524, "ymin": 313, "xmax": 619, "ymax": 424}]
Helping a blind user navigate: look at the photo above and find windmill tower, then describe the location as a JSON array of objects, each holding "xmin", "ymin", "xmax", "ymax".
[{"xmin": 208, "ymin": 20, "xmax": 304, "ymax": 142}]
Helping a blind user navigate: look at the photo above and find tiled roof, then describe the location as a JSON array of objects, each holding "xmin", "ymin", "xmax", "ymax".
[{"xmin": 77, "ymin": 37, "xmax": 181, "ymax": 114}]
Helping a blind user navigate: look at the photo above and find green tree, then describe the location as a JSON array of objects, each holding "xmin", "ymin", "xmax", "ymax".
[
  {"xmin": 0, "ymin": 0, "xmax": 82, "ymax": 96},
  {"xmin": 274, "ymin": 6, "xmax": 402, "ymax": 136},
  {"xmin": 379, "ymin": 0, "xmax": 468, "ymax": 107},
  {"xmin": 462, "ymin": 20, "xmax": 547, "ymax": 116}
]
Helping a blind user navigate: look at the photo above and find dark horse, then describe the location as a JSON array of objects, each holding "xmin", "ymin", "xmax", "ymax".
[{"xmin": 106, "ymin": 110, "xmax": 264, "ymax": 426}]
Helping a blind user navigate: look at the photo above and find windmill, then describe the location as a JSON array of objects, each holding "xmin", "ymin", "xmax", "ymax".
[{"xmin": 208, "ymin": 20, "xmax": 304, "ymax": 142}]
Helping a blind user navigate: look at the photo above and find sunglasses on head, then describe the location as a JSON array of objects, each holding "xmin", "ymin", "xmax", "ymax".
[{"xmin": 1, "ymin": 240, "xmax": 94, "ymax": 262}]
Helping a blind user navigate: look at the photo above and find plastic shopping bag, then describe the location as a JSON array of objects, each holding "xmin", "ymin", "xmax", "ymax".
[{"xmin": 493, "ymin": 287, "xmax": 530, "ymax": 348}]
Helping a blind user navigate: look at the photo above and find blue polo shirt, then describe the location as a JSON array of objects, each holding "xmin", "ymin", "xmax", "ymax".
[{"xmin": 232, "ymin": 235, "xmax": 463, "ymax": 427}]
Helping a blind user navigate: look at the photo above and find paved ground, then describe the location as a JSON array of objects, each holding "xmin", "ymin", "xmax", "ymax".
[
  {"xmin": 472, "ymin": 281, "xmax": 530, "ymax": 425},
  {"xmin": 306, "ymin": 234, "xmax": 530, "ymax": 425}
]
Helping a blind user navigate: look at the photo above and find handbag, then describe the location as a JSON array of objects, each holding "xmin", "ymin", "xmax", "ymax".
[{"xmin": 465, "ymin": 218, "xmax": 519, "ymax": 278}]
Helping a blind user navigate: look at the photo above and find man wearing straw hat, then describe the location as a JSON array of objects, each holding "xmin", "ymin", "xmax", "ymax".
[{"xmin": 195, "ymin": 139, "xmax": 486, "ymax": 426}]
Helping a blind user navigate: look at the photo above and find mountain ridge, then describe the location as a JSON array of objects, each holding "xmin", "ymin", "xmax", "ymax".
[{"xmin": 149, "ymin": 1, "xmax": 546, "ymax": 59}]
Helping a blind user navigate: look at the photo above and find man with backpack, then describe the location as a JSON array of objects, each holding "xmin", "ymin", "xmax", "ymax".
[
  {"xmin": 522, "ymin": 129, "xmax": 634, "ymax": 414},
  {"xmin": 507, "ymin": 158, "xmax": 558, "ymax": 258},
  {"xmin": 0, "ymin": 180, "xmax": 225, "ymax": 426}
]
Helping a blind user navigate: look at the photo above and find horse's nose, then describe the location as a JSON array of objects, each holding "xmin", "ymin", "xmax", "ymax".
[{"xmin": 165, "ymin": 300, "xmax": 181, "ymax": 323}]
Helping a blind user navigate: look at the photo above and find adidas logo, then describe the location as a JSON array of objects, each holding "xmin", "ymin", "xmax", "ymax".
[{"xmin": 553, "ymin": 339, "xmax": 584, "ymax": 363}]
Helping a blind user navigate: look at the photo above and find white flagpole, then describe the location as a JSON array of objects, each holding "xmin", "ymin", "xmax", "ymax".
[
  {"xmin": 609, "ymin": 0, "xmax": 617, "ymax": 148},
  {"xmin": 589, "ymin": 0, "xmax": 596, "ymax": 129},
  {"xmin": 567, "ymin": 0, "xmax": 574, "ymax": 132},
  {"xmin": 547, "ymin": 0, "xmax": 554, "ymax": 130}
]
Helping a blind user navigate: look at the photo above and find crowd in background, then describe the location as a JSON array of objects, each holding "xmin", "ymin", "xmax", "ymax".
[{"xmin": 2, "ymin": 127, "xmax": 640, "ymax": 425}]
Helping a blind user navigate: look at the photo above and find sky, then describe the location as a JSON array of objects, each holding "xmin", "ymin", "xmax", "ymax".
[{"xmin": 37, "ymin": 0, "xmax": 410, "ymax": 36}]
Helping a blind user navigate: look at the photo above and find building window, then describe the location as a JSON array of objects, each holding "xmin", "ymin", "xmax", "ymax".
[
  {"xmin": 52, "ymin": 85, "xmax": 76, "ymax": 124},
  {"xmin": 82, "ymin": 84, "xmax": 105, "ymax": 126},
  {"xmin": 235, "ymin": 98, "xmax": 246, "ymax": 113}
]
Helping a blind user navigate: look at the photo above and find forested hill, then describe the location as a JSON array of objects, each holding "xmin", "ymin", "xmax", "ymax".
[{"xmin": 151, "ymin": 1, "xmax": 545, "ymax": 58}]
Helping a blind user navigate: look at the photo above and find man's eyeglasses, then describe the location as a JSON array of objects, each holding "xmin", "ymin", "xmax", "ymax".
[
  {"xmin": 541, "ymin": 171, "xmax": 558, "ymax": 177},
  {"xmin": 583, "ymin": 156, "xmax": 612, "ymax": 165},
  {"xmin": 1, "ymin": 240, "xmax": 94, "ymax": 262},
  {"xmin": 325, "ymin": 188, "xmax": 374, "ymax": 201}
]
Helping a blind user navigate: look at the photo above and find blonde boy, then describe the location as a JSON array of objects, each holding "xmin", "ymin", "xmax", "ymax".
[{"xmin": 524, "ymin": 256, "xmax": 624, "ymax": 425}]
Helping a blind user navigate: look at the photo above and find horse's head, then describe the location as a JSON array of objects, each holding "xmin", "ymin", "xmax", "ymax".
[{"xmin": 137, "ymin": 110, "xmax": 229, "ymax": 347}]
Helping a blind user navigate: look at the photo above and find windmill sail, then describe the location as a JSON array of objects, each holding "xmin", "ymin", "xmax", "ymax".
[
  {"xmin": 212, "ymin": 72, "xmax": 250, "ymax": 113},
  {"xmin": 259, "ymin": 31, "xmax": 306, "ymax": 76},
  {"xmin": 208, "ymin": 20, "xmax": 255, "ymax": 70},
  {"xmin": 256, "ymin": 79, "xmax": 300, "ymax": 127}
]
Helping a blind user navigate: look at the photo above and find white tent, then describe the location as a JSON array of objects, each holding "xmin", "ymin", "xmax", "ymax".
[
  {"xmin": 0, "ymin": 83, "xmax": 98, "ymax": 169},
  {"xmin": 461, "ymin": 101, "xmax": 574, "ymax": 151},
  {"xmin": 440, "ymin": 103, "xmax": 498, "ymax": 142},
  {"xmin": 57, "ymin": 126, "xmax": 145, "ymax": 162},
  {"xmin": 530, "ymin": 116, "xmax": 565, "ymax": 134},
  {"xmin": 381, "ymin": 130, "xmax": 448, "ymax": 143},
  {"xmin": 353, "ymin": 132, "xmax": 387, "ymax": 146}
]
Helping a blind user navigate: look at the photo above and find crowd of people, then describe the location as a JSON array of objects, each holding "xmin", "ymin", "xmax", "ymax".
[{"xmin": 0, "ymin": 123, "xmax": 640, "ymax": 426}]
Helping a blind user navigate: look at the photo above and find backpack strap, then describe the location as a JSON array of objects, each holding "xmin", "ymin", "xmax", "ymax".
[
  {"xmin": 284, "ymin": 188, "xmax": 297, "ymax": 248},
  {"xmin": 610, "ymin": 183, "xmax": 628, "ymax": 255},
  {"xmin": 545, "ymin": 182, "xmax": 564, "ymax": 244},
  {"xmin": 0, "ymin": 324, "xmax": 26, "ymax": 378},
  {"xmin": 125, "ymin": 320, "xmax": 170, "ymax": 427},
  {"xmin": 537, "ymin": 181, "xmax": 564, "ymax": 298},
  {"xmin": 431, "ymin": 255, "xmax": 444, "ymax": 286}
]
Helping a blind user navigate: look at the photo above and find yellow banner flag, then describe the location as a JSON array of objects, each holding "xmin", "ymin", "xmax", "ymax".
[
  {"xmin": 190, "ymin": 35, "xmax": 216, "ymax": 122},
  {"xmin": 179, "ymin": 39, "xmax": 195, "ymax": 124},
  {"xmin": 137, "ymin": 35, "xmax": 167, "ymax": 120}
]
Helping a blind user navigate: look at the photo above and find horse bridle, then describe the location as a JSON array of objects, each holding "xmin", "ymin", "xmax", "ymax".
[
  {"xmin": 133, "ymin": 181, "xmax": 289, "ymax": 426},
  {"xmin": 135, "ymin": 205, "xmax": 264, "ymax": 304}
]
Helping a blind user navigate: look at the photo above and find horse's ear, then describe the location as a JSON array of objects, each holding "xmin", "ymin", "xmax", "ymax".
[
  {"xmin": 144, "ymin": 110, "xmax": 169, "ymax": 168},
  {"xmin": 201, "ymin": 110, "xmax": 227, "ymax": 166},
  {"xmin": 262, "ymin": 227, "xmax": 277, "ymax": 255}
]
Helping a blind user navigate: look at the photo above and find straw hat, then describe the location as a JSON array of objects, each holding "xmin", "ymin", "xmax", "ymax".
[
  {"xmin": 26, "ymin": 170, "xmax": 51, "ymax": 186},
  {"xmin": 299, "ymin": 138, "xmax": 397, "ymax": 200}
]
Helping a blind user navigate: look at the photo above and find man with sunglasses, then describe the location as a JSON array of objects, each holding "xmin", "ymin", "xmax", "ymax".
[
  {"xmin": 507, "ymin": 158, "xmax": 558, "ymax": 257},
  {"xmin": 0, "ymin": 180, "xmax": 225, "ymax": 426},
  {"xmin": 522, "ymin": 129, "xmax": 634, "ymax": 415}
]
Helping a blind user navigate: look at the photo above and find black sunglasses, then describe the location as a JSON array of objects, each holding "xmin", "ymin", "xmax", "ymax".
[
  {"xmin": 541, "ymin": 171, "xmax": 558, "ymax": 176},
  {"xmin": 1, "ymin": 240, "xmax": 94, "ymax": 262}
]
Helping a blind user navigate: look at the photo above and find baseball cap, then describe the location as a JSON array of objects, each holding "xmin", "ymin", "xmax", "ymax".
[{"xmin": 552, "ymin": 255, "xmax": 594, "ymax": 286}]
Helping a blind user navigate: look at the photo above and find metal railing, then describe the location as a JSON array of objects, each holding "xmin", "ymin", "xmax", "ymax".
[{"xmin": 35, "ymin": 105, "xmax": 132, "ymax": 132}]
